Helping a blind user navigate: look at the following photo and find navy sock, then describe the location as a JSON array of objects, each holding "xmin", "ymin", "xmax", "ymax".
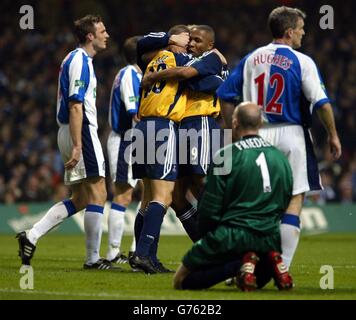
[
  {"xmin": 149, "ymin": 232, "xmax": 160, "ymax": 266},
  {"xmin": 136, "ymin": 201, "xmax": 165, "ymax": 257},
  {"xmin": 176, "ymin": 204, "xmax": 200, "ymax": 242},
  {"xmin": 134, "ymin": 209, "xmax": 145, "ymax": 247},
  {"xmin": 181, "ymin": 259, "xmax": 241, "ymax": 290}
]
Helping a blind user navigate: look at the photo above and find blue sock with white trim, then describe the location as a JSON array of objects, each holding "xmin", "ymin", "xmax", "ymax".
[
  {"xmin": 280, "ymin": 213, "xmax": 301, "ymax": 270},
  {"xmin": 84, "ymin": 204, "xmax": 104, "ymax": 264},
  {"xmin": 136, "ymin": 201, "xmax": 165, "ymax": 257},
  {"xmin": 107, "ymin": 202, "xmax": 126, "ymax": 261}
]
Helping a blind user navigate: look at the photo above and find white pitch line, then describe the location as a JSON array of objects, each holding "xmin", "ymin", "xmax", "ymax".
[
  {"xmin": 0, "ymin": 288, "xmax": 148, "ymax": 299},
  {"xmin": 294, "ymin": 265, "xmax": 356, "ymax": 269}
]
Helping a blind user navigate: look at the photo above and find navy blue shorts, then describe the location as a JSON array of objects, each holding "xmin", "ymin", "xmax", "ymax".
[
  {"xmin": 132, "ymin": 117, "xmax": 178, "ymax": 181},
  {"xmin": 178, "ymin": 116, "xmax": 222, "ymax": 177}
]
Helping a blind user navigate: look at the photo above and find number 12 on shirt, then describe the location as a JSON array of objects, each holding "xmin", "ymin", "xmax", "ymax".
[{"xmin": 254, "ymin": 72, "xmax": 284, "ymax": 115}]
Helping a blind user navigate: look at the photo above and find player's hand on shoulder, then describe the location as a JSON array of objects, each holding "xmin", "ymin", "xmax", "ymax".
[
  {"xmin": 212, "ymin": 48, "xmax": 227, "ymax": 65},
  {"xmin": 169, "ymin": 32, "xmax": 189, "ymax": 49},
  {"xmin": 65, "ymin": 145, "xmax": 81, "ymax": 170}
]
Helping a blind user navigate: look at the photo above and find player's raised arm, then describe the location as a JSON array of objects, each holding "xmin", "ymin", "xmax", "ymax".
[{"xmin": 137, "ymin": 30, "xmax": 189, "ymax": 66}]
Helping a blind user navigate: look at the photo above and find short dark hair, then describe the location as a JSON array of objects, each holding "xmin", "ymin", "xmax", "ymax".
[
  {"xmin": 194, "ymin": 25, "xmax": 215, "ymax": 43},
  {"xmin": 123, "ymin": 36, "xmax": 142, "ymax": 64},
  {"xmin": 268, "ymin": 6, "xmax": 306, "ymax": 38},
  {"xmin": 74, "ymin": 15, "xmax": 102, "ymax": 44},
  {"xmin": 168, "ymin": 24, "xmax": 190, "ymax": 35}
]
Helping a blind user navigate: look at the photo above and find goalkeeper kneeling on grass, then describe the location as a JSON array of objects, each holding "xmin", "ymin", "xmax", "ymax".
[{"xmin": 173, "ymin": 102, "xmax": 294, "ymax": 291}]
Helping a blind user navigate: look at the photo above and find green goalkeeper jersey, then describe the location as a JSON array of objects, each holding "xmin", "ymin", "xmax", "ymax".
[{"xmin": 198, "ymin": 134, "xmax": 293, "ymax": 236}]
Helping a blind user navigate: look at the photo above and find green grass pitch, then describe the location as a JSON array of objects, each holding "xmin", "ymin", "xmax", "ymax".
[{"xmin": 0, "ymin": 233, "xmax": 355, "ymax": 300}]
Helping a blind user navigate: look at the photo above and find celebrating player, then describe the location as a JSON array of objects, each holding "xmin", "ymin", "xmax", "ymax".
[
  {"xmin": 141, "ymin": 25, "xmax": 228, "ymax": 242},
  {"xmin": 130, "ymin": 25, "xmax": 225, "ymax": 273}
]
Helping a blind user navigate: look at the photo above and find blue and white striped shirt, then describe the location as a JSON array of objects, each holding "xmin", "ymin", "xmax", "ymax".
[
  {"xmin": 108, "ymin": 65, "xmax": 142, "ymax": 134},
  {"xmin": 57, "ymin": 47, "xmax": 98, "ymax": 128},
  {"xmin": 217, "ymin": 43, "xmax": 330, "ymax": 127}
]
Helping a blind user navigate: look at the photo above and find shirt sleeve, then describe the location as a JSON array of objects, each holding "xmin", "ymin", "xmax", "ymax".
[
  {"xmin": 120, "ymin": 68, "xmax": 141, "ymax": 114},
  {"xmin": 301, "ymin": 55, "xmax": 330, "ymax": 111},
  {"xmin": 189, "ymin": 52, "xmax": 223, "ymax": 76},
  {"xmin": 68, "ymin": 53, "xmax": 89, "ymax": 102},
  {"xmin": 187, "ymin": 75, "xmax": 224, "ymax": 93},
  {"xmin": 137, "ymin": 32, "xmax": 169, "ymax": 55},
  {"xmin": 173, "ymin": 52, "xmax": 193, "ymax": 66},
  {"xmin": 216, "ymin": 56, "xmax": 247, "ymax": 103}
]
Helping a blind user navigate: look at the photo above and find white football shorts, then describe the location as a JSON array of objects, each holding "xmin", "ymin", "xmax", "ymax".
[
  {"xmin": 58, "ymin": 124, "xmax": 105, "ymax": 185},
  {"xmin": 259, "ymin": 123, "xmax": 322, "ymax": 195}
]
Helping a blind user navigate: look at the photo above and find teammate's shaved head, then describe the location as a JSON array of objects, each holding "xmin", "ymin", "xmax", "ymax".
[{"xmin": 233, "ymin": 102, "xmax": 262, "ymax": 131}]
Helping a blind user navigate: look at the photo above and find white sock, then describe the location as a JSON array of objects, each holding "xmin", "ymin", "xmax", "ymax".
[
  {"xmin": 280, "ymin": 223, "xmax": 300, "ymax": 270},
  {"xmin": 84, "ymin": 205, "xmax": 104, "ymax": 264},
  {"xmin": 130, "ymin": 236, "xmax": 136, "ymax": 253},
  {"xmin": 106, "ymin": 203, "xmax": 126, "ymax": 261},
  {"xmin": 28, "ymin": 200, "xmax": 76, "ymax": 245}
]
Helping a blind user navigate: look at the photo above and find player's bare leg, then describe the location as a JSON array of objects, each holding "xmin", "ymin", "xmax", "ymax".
[
  {"xmin": 286, "ymin": 193, "xmax": 304, "ymax": 215},
  {"xmin": 150, "ymin": 179, "xmax": 175, "ymax": 206}
]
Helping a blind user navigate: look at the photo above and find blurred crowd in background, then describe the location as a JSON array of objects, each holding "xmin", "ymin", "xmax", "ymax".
[{"xmin": 1, "ymin": 0, "xmax": 355, "ymax": 204}]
